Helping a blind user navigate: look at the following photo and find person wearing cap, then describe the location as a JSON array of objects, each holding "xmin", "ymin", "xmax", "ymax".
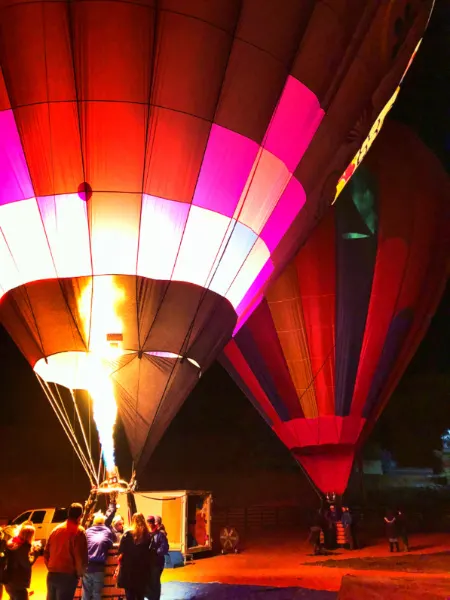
[
  {"xmin": 146, "ymin": 516, "xmax": 168, "ymax": 600},
  {"xmin": 82, "ymin": 503, "xmax": 116, "ymax": 600},
  {"xmin": 111, "ymin": 515, "xmax": 124, "ymax": 544},
  {"xmin": 154, "ymin": 517, "xmax": 167, "ymax": 538}
]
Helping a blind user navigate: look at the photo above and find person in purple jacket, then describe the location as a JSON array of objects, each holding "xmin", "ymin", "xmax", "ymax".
[{"xmin": 82, "ymin": 503, "xmax": 116, "ymax": 600}]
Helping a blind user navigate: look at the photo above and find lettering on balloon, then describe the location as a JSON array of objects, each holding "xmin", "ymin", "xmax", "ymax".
[
  {"xmin": 334, "ymin": 39, "xmax": 422, "ymax": 204},
  {"xmin": 334, "ymin": 87, "xmax": 399, "ymax": 203}
]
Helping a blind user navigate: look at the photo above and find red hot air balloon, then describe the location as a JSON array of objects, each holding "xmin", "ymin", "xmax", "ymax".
[
  {"xmin": 0, "ymin": 0, "xmax": 433, "ymax": 483},
  {"xmin": 222, "ymin": 121, "xmax": 450, "ymax": 496}
]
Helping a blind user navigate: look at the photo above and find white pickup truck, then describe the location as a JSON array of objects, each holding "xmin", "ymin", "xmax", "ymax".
[{"xmin": 3, "ymin": 507, "xmax": 68, "ymax": 544}]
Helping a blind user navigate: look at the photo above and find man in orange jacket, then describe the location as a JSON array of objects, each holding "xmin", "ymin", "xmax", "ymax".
[{"xmin": 44, "ymin": 503, "xmax": 88, "ymax": 600}]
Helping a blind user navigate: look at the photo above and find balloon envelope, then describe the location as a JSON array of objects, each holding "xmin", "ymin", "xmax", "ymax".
[
  {"xmin": 0, "ymin": 0, "xmax": 433, "ymax": 473},
  {"xmin": 222, "ymin": 121, "xmax": 450, "ymax": 494}
]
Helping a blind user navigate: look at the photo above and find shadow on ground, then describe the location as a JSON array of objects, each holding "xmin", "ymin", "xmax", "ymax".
[
  {"xmin": 305, "ymin": 552, "xmax": 450, "ymax": 573},
  {"xmin": 161, "ymin": 582, "xmax": 337, "ymax": 599}
]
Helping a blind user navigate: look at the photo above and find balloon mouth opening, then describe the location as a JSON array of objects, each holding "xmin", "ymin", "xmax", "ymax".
[{"xmin": 34, "ymin": 350, "xmax": 201, "ymax": 389}]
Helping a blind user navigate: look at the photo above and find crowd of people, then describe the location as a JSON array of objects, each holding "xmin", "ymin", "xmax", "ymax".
[
  {"xmin": 308, "ymin": 504, "xmax": 355, "ymax": 554},
  {"xmin": 308, "ymin": 505, "xmax": 410, "ymax": 555},
  {"xmin": 384, "ymin": 509, "xmax": 409, "ymax": 552},
  {"xmin": 0, "ymin": 502, "xmax": 169, "ymax": 600}
]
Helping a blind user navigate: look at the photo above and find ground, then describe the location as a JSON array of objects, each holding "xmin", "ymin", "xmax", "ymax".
[{"xmin": 29, "ymin": 532, "xmax": 450, "ymax": 599}]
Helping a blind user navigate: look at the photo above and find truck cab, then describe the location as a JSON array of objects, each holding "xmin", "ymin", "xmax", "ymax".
[{"xmin": 4, "ymin": 507, "xmax": 67, "ymax": 543}]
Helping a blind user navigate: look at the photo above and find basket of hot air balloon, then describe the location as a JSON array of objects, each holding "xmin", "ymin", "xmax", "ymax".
[{"xmin": 0, "ymin": 0, "xmax": 433, "ymax": 497}]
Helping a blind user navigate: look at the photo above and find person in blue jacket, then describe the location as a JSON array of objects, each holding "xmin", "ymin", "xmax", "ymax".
[
  {"xmin": 146, "ymin": 516, "xmax": 169, "ymax": 600},
  {"xmin": 82, "ymin": 503, "xmax": 116, "ymax": 600},
  {"xmin": 341, "ymin": 507, "xmax": 354, "ymax": 550}
]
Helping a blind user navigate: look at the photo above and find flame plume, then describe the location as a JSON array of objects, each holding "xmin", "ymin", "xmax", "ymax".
[{"xmin": 79, "ymin": 277, "xmax": 124, "ymax": 474}]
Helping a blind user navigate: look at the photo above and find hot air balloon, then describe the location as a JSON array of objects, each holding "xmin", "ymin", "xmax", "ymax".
[
  {"xmin": 222, "ymin": 121, "xmax": 450, "ymax": 496},
  {"xmin": 0, "ymin": 0, "xmax": 433, "ymax": 486}
]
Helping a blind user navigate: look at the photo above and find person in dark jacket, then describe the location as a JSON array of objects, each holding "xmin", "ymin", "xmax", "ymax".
[
  {"xmin": 308, "ymin": 510, "xmax": 324, "ymax": 555},
  {"xmin": 111, "ymin": 515, "xmax": 124, "ymax": 544},
  {"xmin": 384, "ymin": 510, "xmax": 400, "ymax": 552},
  {"xmin": 324, "ymin": 505, "xmax": 338, "ymax": 549},
  {"xmin": 146, "ymin": 516, "xmax": 169, "ymax": 600},
  {"xmin": 153, "ymin": 517, "xmax": 166, "ymax": 538},
  {"xmin": 397, "ymin": 510, "xmax": 409, "ymax": 551},
  {"xmin": 82, "ymin": 503, "xmax": 116, "ymax": 600},
  {"xmin": 0, "ymin": 526, "xmax": 7, "ymax": 600},
  {"xmin": 341, "ymin": 507, "xmax": 354, "ymax": 550},
  {"xmin": 117, "ymin": 513, "xmax": 152, "ymax": 600},
  {"xmin": 4, "ymin": 523, "xmax": 37, "ymax": 600}
]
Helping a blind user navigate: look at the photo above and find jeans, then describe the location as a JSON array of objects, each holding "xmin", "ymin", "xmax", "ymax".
[
  {"xmin": 146, "ymin": 564, "xmax": 164, "ymax": 600},
  {"xmin": 47, "ymin": 572, "xmax": 79, "ymax": 600},
  {"xmin": 82, "ymin": 571, "xmax": 105, "ymax": 600},
  {"xmin": 5, "ymin": 586, "xmax": 28, "ymax": 600},
  {"xmin": 389, "ymin": 541, "xmax": 400, "ymax": 552},
  {"xmin": 125, "ymin": 591, "xmax": 145, "ymax": 600}
]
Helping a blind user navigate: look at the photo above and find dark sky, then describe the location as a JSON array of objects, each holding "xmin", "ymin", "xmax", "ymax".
[{"xmin": 0, "ymin": 0, "xmax": 449, "ymax": 517}]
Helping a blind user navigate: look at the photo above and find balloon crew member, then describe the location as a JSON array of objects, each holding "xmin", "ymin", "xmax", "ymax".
[
  {"xmin": 308, "ymin": 510, "xmax": 324, "ymax": 556},
  {"xmin": 396, "ymin": 510, "xmax": 409, "ymax": 551},
  {"xmin": 111, "ymin": 515, "xmax": 125, "ymax": 544},
  {"xmin": 147, "ymin": 516, "xmax": 169, "ymax": 600},
  {"xmin": 82, "ymin": 503, "xmax": 116, "ymax": 600},
  {"xmin": 384, "ymin": 510, "xmax": 400, "ymax": 552},
  {"xmin": 44, "ymin": 502, "xmax": 88, "ymax": 600},
  {"xmin": 324, "ymin": 505, "xmax": 338, "ymax": 549},
  {"xmin": 116, "ymin": 513, "xmax": 152, "ymax": 600},
  {"xmin": 0, "ymin": 526, "xmax": 7, "ymax": 600},
  {"xmin": 154, "ymin": 516, "xmax": 166, "ymax": 538},
  {"xmin": 341, "ymin": 507, "xmax": 353, "ymax": 550},
  {"xmin": 4, "ymin": 523, "xmax": 38, "ymax": 600}
]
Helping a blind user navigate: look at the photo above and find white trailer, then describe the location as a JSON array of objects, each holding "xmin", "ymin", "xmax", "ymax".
[{"xmin": 134, "ymin": 490, "xmax": 212, "ymax": 557}]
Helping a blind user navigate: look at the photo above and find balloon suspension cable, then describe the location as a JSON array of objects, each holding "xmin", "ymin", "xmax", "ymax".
[
  {"xmin": 83, "ymin": 471, "xmax": 137, "ymax": 530},
  {"xmin": 35, "ymin": 373, "xmax": 98, "ymax": 487},
  {"xmin": 97, "ymin": 451, "xmax": 103, "ymax": 485},
  {"xmin": 69, "ymin": 389, "xmax": 98, "ymax": 480},
  {"xmin": 95, "ymin": 469, "xmax": 137, "ymax": 497},
  {"xmin": 295, "ymin": 459, "xmax": 325, "ymax": 505}
]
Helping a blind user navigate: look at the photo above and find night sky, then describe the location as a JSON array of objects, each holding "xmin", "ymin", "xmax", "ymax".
[{"xmin": 0, "ymin": 1, "xmax": 449, "ymax": 518}]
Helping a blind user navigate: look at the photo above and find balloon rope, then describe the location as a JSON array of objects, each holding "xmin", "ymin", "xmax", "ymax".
[
  {"xmin": 53, "ymin": 383, "xmax": 95, "ymax": 482},
  {"xmin": 52, "ymin": 382, "xmax": 80, "ymax": 443},
  {"xmin": 69, "ymin": 389, "xmax": 98, "ymax": 485},
  {"xmin": 296, "ymin": 459, "xmax": 324, "ymax": 503},
  {"xmin": 50, "ymin": 382, "xmax": 80, "ymax": 446},
  {"xmin": 35, "ymin": 374, "xmax": 96, "ymax": 486},
  {"xmin": 97, "ymin": 449, "xmax": 103, "ymax": 484}
]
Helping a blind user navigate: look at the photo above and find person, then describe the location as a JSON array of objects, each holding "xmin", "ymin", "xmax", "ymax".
[
  {"xmin": 117, "ymin": 513, "xmax": 152, "ymax": 600},
  {"xmin": 146, "ymin": 516, "xmax": 169, "ymax": 600},
  {"xmin": 44, "ymin": 502, "xmax": 88, "ymax": 600},
  {"xmin": 341, "ymin": 507, "xmax": 354, "ymax": 550},
  {"xmin": 111, "ymin": 515, "xmax": 124, "ymax": 544},
  {"xmin": 82, "ymin": 503, "xmax": 116, "ymax": 600},
  {"xmin": 154, "ymin": 517, "xmax": 166, "ymax": 537},
  {"xmin": 324, "ymin": 505, "xmax": 338, "ymax": 549},
  {"xmin": 397, "ymin": 509, "xmax": 409, "ymax": 551},
  {"xmin": 0, "ymin": 526, "xmax": 7, "ymax": 600},
  {"xmin": 4, "ymin": 523, "xmax": 38, "ymax": 600},
  {"xmin": 308, "ymin": 510, "xmax": 324, "ymax": 555},
  {"xmin": 384, "ymin": 510, "xmax": 400, "ymax": 552},
  {"xmin": 350, "ymin": 508, "xmax": 361, "ymax": 550}
]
